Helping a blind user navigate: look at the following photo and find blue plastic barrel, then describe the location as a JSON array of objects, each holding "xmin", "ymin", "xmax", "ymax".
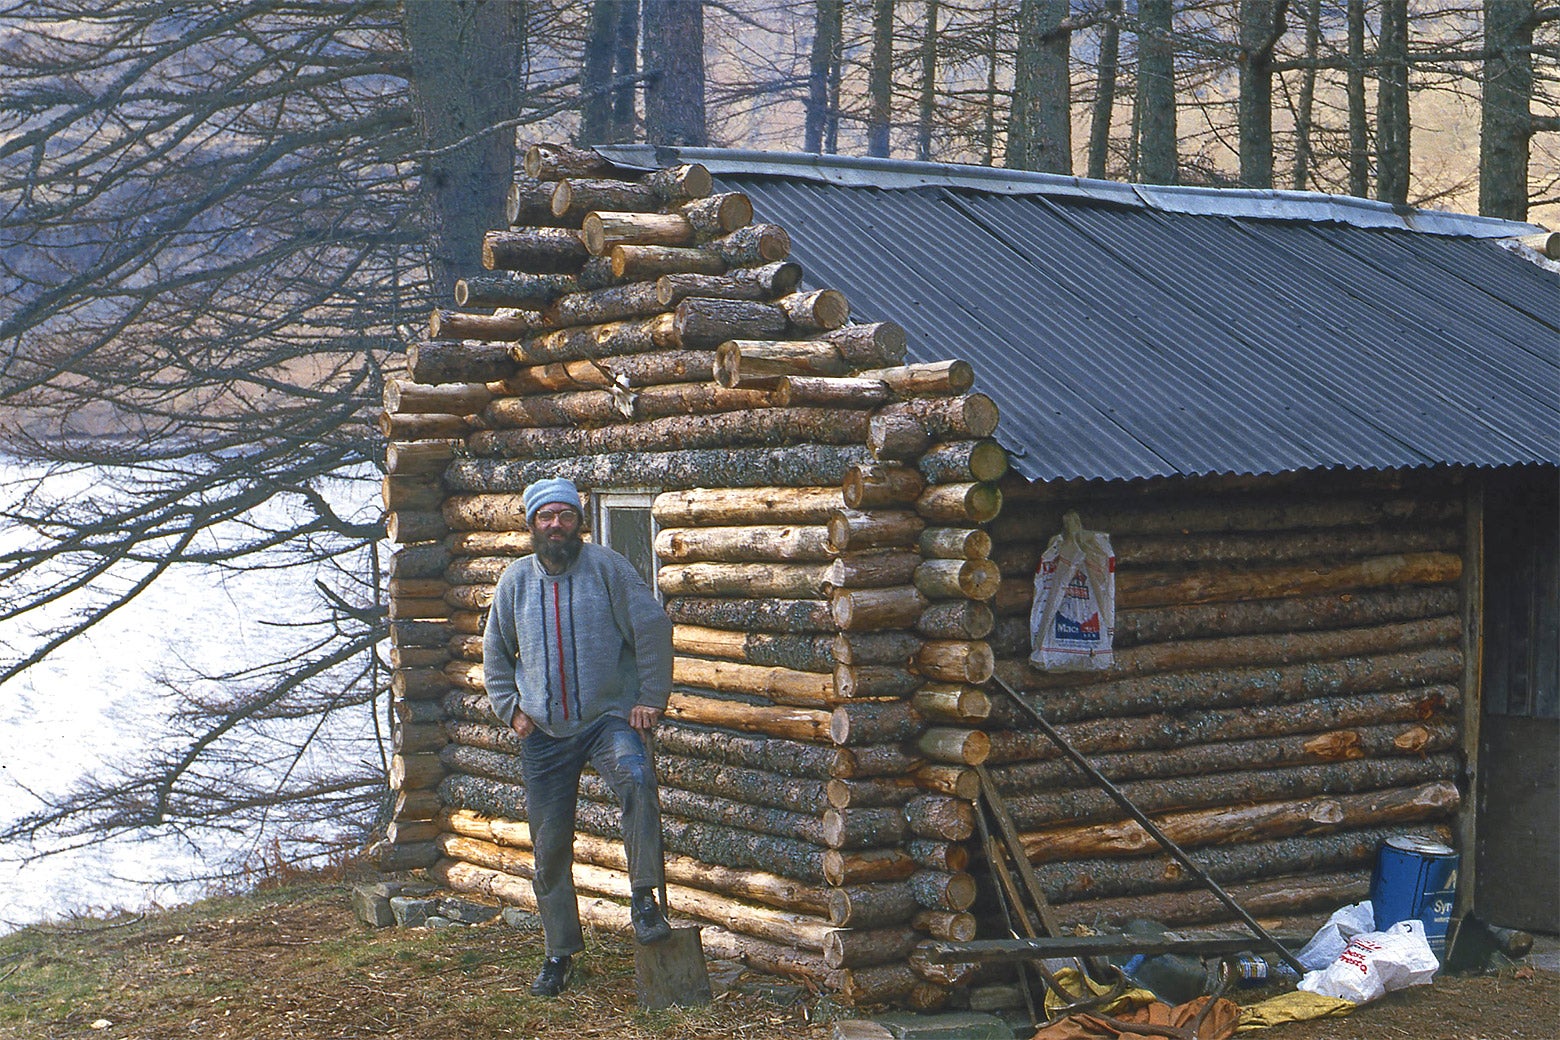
[{"xmin": 1369, "ymin": 834, "xmax": 1459, "ymax": 956}]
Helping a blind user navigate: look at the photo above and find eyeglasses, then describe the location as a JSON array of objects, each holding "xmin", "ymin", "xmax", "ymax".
[{"xmin": 532, "ymin": 508, "xmax": 579, "ymax": 525}]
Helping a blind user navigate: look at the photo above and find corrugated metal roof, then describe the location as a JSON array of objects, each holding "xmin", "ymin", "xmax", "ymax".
[{"xmin": 596, "ymin": 147, "xmax": 1559, "ymax": 482}]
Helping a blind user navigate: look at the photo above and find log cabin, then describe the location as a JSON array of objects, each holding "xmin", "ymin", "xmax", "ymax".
[{"xmin": 377, "ymin": 142, "xmax": 1559, "ymax": 1008}]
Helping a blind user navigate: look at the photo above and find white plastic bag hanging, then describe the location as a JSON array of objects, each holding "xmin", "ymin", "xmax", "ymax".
[{"xmin": 1029, "ymin": 511, "xmax": 1116, "ymax": 671}]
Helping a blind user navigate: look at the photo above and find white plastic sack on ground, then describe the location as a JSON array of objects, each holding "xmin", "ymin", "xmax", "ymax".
[
  {"xmin": 1297, "ymin": 919, "xmax": 1440, "ymax": 1003},
  {"xmin": 1295, "ymin": 900, "xmax": 1375, "ymax": 971},
  {"xmin": 1029, "ymin": 511, "xmax": 1115, "ymax": 671}
]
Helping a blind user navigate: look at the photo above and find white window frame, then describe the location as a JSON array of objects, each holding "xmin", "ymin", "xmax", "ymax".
[{"xmin": 590, "ymin": 488, "xmax": 662, "ymax": 596}]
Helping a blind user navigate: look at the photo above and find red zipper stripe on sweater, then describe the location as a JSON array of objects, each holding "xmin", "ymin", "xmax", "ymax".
[{"xmin": 553, "ymin": 582, "xmax": 569, "ymax": 719}]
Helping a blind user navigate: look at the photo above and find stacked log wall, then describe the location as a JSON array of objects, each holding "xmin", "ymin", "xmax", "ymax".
[
  {"xmin": 979, "ymin": 469, "xmax": 1466, "ymax": 935},
  {"xmin": 378, "ymin": 143, "xmax": 994, "ymax": 1006}
]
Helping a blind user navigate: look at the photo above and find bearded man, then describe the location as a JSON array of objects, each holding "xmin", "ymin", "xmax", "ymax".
[{"xmin": 482, "ymin": 477, "xmax": 675, "ymax": 997}]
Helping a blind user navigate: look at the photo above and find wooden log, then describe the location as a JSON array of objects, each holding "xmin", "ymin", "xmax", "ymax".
[
  {"xmin": 442, "ymin": 494, "xmax": 529, "ymax": 532},
  {"xmin": 386, "ymin": 440, "xmax": 458, "ymax": 478},
  {"xmin": 396, "ymin": 789, "xmax": 444, "ymax": 821},
  {"xmin": 821, "ymin": 322, "xmax": 908, "ymax": 367},
  {"xmin": 642, "ymin": 163, "xmax": 714, "ymax": 202},
  {"xmin": 382, "ymin": 476, "xmax": 442, "ymax": 513},
  {"xmin": 833, "ymin": 663, "xmax": 921, "ymax": 699},
  {"xmin": 844, "ymin": 464, "xmax": 926, "ymax": 510},
  {"xmin": 907, "ymin": 838, "xmax": 970, "ymax": 872},
  {"xmin": 920, "ymin": 527, "xmax": 993, "ymax": 561},
  {"xmin": 823, "ymin": 550, "xmax": 922, "ymax": 590},
  {"xmin": 868, "ymin": 410, "xmax": 932, "ymax": 460},
  {"xmin": 665, "ymin": 692, "xmax": 832, "ymax": 742},
  {"xmin": 774, "ymin": 375, "xmax": 893, "ymax": 408},
  {"xmin": 447, "ymin": 634, "xmax": 484, "ymax": 660},
  {"xmin": 918, "ymin": 440, "xmax": 1010, "ymax": 484},
  {"xmin": 448, "ymin": 610, "xmax": 483, "ymax": 635},
  {"xmin": 472, "ymin": 407, "xmax": 869, "ymax": 460},
  {"xmin": 545, "ymin": 279, "xmax": 666, "ymax": 328},
  {"xmin": 715, "ymin": 339, "xmax": 845, "ymax": 387},
  {"xmin": 523, "ymin": 142, "xmax": 614, "ymax": 180},
  {"xmin": 385, "ymin": 379, "xmax": 492, "ymax": 416},
  {"xmin": 392, "ymin": 667, "xmax": 450, "ymax": 700},
  {"xmin": 823, "ymin": 847, "xmax": 918, "ymax": 886},
  {"xmin": 445, "ymin": 556, "xmax": 522, "ymax": 586},
  {"xmin": 673, "ymin": 656, "xmax": 834, "ymax": 707},
  {"xmin": 656, "ymin": 524, "xmax": 834, "ymax": 563},
  {"xmin": 672, "ymin": 625, "xmax": 835, "ymax": 671},
  {"xmin": 1019, "ymin": 780, "xmax": 1460, "ymax": 863},
  {"xmin": 831, "ymin": 743, "xmax": 926, "ymax": 779},
  {"xmin": 656, "ymin": 262, "xmax": 803, "ymax": 307},
  {"xmin": 378, "ymin": 412, "xmax": 471, "ymax": 441},
  {"xmin": 915, "ymin": 764, "xmax": 982, "ymax": 800},
  {"xmin": 830, "ymin": 700, "xmax": 924, "ymax": 746},
  {"xmin": 507, "ymin": 313, "xmax": 675, "ymax": 366},
  {"xmin": 389, "ymin": 619, "xmax": 453, "ymax": 648},
  {"xmin": 914, "ymin": 559, "xmax": 1001, "ymax": 600},
  {"xmin": 674, "ymin": 191, "xmax": 751, "ymax": 235},
  {"xmin": 654, "ymin": 486, "xmax": 844, "ymax": 526},
  {"xmin": 387, "ymin": 596, "xmax": 450, "ymax": 620},
  {"xmin": 387, "ymin": 510, "xmax": 448, "ymax": 544},
  {"xmin": 486, "ymin": 382, "xmax": 773, "ymax": 430},
  {"xmin": 658, "ymin": 561, "xmax": 829, "ymax": 598},
  {"xmin": 917, "ymin": 640, "xmax": 995, "ymax": 684},
  {"xmin": 829, "ymin": 886, "xmax": 919, "ymax": 929},
  {"xmin": 447, "ymin": 530, "xmax": 534, "ymax": 555},
  {"xmin": 390, "ymin": 752, "xmax": 443, "ymax": 791},
  {"xmin": 827, "ymin": 776, "xmax": 922, "ymax": 808},
  {"xmin": 497, "ymin": 350, "xmax": 718, "ymax": 394},
  {"xmin": 482, "ymin": 228, "xmax": 590, "ymax": 274},
  {"xmin": 393, "ymin": 647, "xmax": 451, "ymax": 675},
  {"xmin": 429, "ymin": 308, "xmax": 549, "ymax": 342},
  {"xmin": 827, "ymin": 509, "xmax": 925, "ymax": 552},
  {"xmin": 854, "ymin": 360, "xmax": 975, "ymax": 398},
  {"xmin": 581, "ymin": 211, "xmax": 695, "ymax": 255},
  {"xmin": 905, "ymin": 795, "xmax": 975, "ymax": 841},
  {"xmin": 408, "ymin": 340, "xmax": 517, "ymax": 384},
  {"xmin": 389, "ymin": 576, "xmax": 446, "ymax": 601},
  {"xmin": 876, "ymin": 394, "xmax": 999, "ymax": 440},
  {"xmin": 665, "ymin": 596, "xmax": 835, "ymax": 634},
  {"xmin": 708, "ymin": 222, "xmax": 791, "ymax": 266},
  {"xmin": 449, "ymin": 446, "xmax": 870, "ymax": 496},
  {"xmin": 656, "ymin": 754, "xmax": 828, "ymax": 816},
  {"xmin": 1119, "ymin": 553, "xmax": 1463, "ymax": 610},
  {"xmin": 777, "ymin": 289, "xmax": 849, "ymax": 331},
  {"xmin": 822, "ymin": 807, "xmax": 909, "ymax": 849},
  {"xmin": 908, "ymin": 944, "xmax": 982, "ymax": 988},
  {"xmin": 455, "ymin": 272, "xmax": 575, "ymax": 310},
  {"xmin": 830, "ymin": 585, "xmax": 930, "ymax": 631},
  {"xmin": 909, "ymin": 871, "xmax": 979, "ymax": 911},
  {"xmin": 550, "ymin": 177, "xmax": 659, "ymax": 221},
  {"xmin": 1054, "ymin": 870, "xmax": 1371, "ymax": 930},
  {"xmin": 911, "ymin": 684, "xmax": 992, "ymax": 723},
  {"xmin": 393, "ymin": 722, "xmax": 449, "ymax": 755},
  {"xmin": 915, "ymin": 910, "xmax": 978, "ymax": 942},
  {"xmin": 915, "ymin": 482, "xmax": 1002, "ymax": 524},
  {"xmin": 609, "ymin": 244, "xmax": 725, "ymax": 281},
  {"xmin": 918, "ymin": 727, "xmax": 990, "ymax": 765},
  {"xmin": 655, "ymin": 722, "xmax": 838, "ymax": 779},
  {"xmin": 831, "ymin": 630, "xmax": 923, "ymax": 666},
  {"xmin": 918, "ymin": 600, "xmax": 995, "ymax": 640},
  {"xmin": 504, "ymin": 177, "xmax": 570, "ymax": 227},
  {"xmin": 675, "ymin": 298, "xmax": 790, "ymax": 349}
]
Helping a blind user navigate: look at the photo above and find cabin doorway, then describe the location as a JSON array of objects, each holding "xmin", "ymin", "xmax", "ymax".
[{"xmin": 1474, "ymin": 466, "xmax": 1559, "ymax": 933}]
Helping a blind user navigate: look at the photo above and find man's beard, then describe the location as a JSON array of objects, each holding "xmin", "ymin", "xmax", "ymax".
[{"xmin": 536, "ymin": 529, "xmax": 584, "ymax": 570}]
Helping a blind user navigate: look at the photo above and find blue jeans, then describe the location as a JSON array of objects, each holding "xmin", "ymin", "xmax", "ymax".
[{"xmin": 521, "ymin": 714, "xmax": 664, "ymax": 957}]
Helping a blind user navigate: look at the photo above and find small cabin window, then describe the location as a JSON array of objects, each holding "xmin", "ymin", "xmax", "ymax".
[{"xmin": 592, "ymin": 489, "xmax": 660, "ymax": 592}]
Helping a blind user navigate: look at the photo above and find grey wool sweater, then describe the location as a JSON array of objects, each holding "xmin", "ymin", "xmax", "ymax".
[{"xmin": 482, "ymin": 543, "xmax": 673, "ymax": 738}]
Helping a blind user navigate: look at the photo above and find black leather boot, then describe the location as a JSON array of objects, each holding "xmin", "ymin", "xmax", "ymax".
[
  {"xmin": 530, "ymin": 954, "xmax": 573, "ymax": 997},
  {"xmin": 631, "ymin": 888, "xmax": 672, "ymax": 944}
]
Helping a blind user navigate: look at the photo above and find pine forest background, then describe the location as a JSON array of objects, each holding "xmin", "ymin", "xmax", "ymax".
[{"xmin": 0, "ymin": 0, "xmax": 1554, "ymax": 896}]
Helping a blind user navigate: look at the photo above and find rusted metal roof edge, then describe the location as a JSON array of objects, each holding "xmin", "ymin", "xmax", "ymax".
[{"xmin": 592, "ymin": 145, "xmax": 1545, "ymax": 240}]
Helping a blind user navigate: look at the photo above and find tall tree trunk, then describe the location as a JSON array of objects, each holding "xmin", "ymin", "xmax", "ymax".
[
  {"xmin": 402, "ymin": 0, "xmax": 526, "ymax": 301},
  {"xmin": 983, "ymin": 1, "xmax": 1001, "ymax": 164},
  {"xmin": 1138, "ymin": 0, "xmax": 1176, "ymax": 184},
  {"xmin": 1087, "ymin": 0, "xmax": 1123, "ymax": 179},
  {"xmin": 1480, "ymin": 0, "xmax": 1534, "ymax": 219},
  {"xmin": 916, "ymin": 0, "xmax": 940, "ymax": 161},
  {"xmin": 1008, "ymin": 0, "xmax": 1072, "ymax": 173},
  {"xmin": 1238, "ymin": 0, "xmax": 1288, "ymax": 189},
  {"xmin": 1346, "ymin": 0, "xmax": 1369, "ymax": 197},
  {"xmin": 1376, "ymin": 0, "xmax": 1410, "ymax": 204},
  {"xmin": 580, "ymin": 0, "xmax": 617, "ymax": 145},
  {"xmin": 612, "ymin": 0, "xmax": 640, "ymax": 138},
  {"xmin": 642, "ymin": 0, "xmax": 706, "ymax": 146},
  {"xmin": 806, "ymin": 0, "xmax": 844, "ymax": 153},
  {"xmin": 1291, "ymin": 0, "xmax": 1321, "ymax": 190},
  {"xmin": 868, "ymin": 0, "xmax": 895, "ymax": 156}
]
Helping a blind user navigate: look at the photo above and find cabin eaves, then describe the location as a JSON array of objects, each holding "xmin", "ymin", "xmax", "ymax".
[{"xmin": 597, "ymin": 145, "xmax": 1560, "ymax": 484}]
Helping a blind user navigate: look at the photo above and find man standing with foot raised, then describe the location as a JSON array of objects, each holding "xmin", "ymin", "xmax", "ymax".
[{"xmin": 483, "ymin": 477, "xmax": 675, "ymax": 997}]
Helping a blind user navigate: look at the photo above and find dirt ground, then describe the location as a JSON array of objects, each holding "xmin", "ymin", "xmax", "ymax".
[{"xmin": 2, "ymin": 879, "xmax": 1555, "ymax": 1040}]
